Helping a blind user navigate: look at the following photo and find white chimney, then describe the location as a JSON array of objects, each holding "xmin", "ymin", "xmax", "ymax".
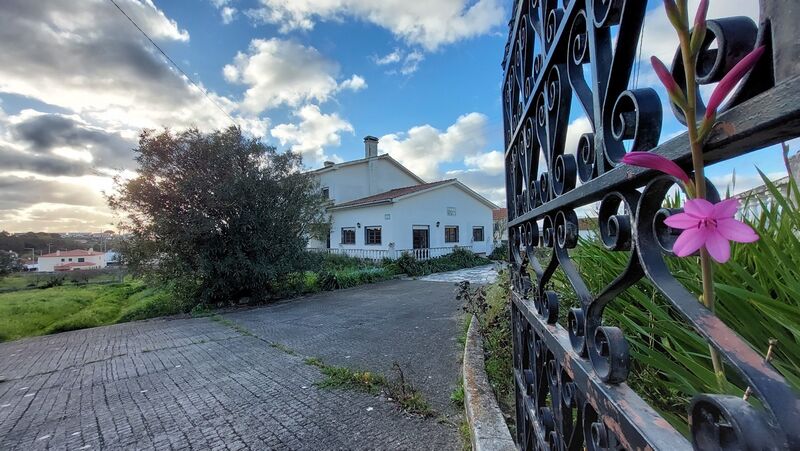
[
  {"xmin": 364, "ymin": 136, "xmax": 379, "ymax": 158},
  {"xmin": 56, "ymin": 250, "xmax": 61, "ymax": 256}
]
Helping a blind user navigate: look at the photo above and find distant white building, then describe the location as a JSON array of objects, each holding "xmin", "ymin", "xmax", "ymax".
[
  {"xmin": 37, "ymin": 249, "xmax": 107, "ymax": 272},
  {"xmin": 308, "ymin": 136, "xmax": 498, "ymax": 259}
]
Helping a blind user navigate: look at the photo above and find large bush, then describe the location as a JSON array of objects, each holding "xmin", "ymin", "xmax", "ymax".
[{"xmin": 108, "ymin": 127, "xmax": 329, "ymax": 307}]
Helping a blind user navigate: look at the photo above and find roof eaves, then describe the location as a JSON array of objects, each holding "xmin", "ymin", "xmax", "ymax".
[{"xmin": 328, "ymin": 199, "xmax": 393, "ymax": 211}]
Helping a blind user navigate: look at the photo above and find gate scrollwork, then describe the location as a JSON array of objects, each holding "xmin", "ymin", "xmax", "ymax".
[{"xmin": 502, "ymin": 0, "xmax": 800, "ymax": 449}]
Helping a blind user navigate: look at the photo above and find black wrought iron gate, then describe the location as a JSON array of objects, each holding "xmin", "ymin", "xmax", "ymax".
[{"xmin": 502, "ymin": 0, "xmax": 800, "ymax": 449}]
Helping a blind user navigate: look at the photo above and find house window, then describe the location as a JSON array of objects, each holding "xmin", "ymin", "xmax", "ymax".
[
  {"xmin": 341, "ymin": 227, "xmax": 356, "ymax": 245},
  {"xmin": 472, "ymin": 226, "xmax": 485, "ymax": 242},
  {"xmin": 68, "ymin": 258, "xmax": 73, "ymax": 262},
  {"xmin": 445, "ymin": 226, "xmax": 459, "ymax": 243},
  {"xmin": 321, "ymin": 187, "xmax": 330, "ymax": 199},
  {"xmin": 447, "ymin": 207, "xmax": 457, "ymax": 216},
  {"xmin": 365, "ymin": 226, "xmax": 382, "ymax": 245},
  {"xmin": 78, "ymin": 258, "xmax": 85, "ymax": 262}
]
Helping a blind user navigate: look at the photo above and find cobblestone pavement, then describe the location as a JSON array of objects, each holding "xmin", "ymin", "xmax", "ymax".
[
  {"xmin": 418, "ymin": 263, "xmax": 499, "ymax": 285},
  {"xmin": 0, "ymin": 279, "xmax": 463, "ymax": 450}
]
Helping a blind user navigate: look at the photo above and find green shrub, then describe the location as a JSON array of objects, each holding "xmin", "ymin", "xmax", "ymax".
[
  {"xmin": 39, "ymin": 274, "xmax": 66, "ymax": 289},
  {"xmin": 397, "ymin": 252, "xmax": 425, "ymax": 276},
  {"xmin": 117, "ymin": 286, "xmax": 184, "ymax": 322},
  {"xmin": 397, "ymin": 248, "xmax": 490, "ymax": 277},
  {"xmin": 489, "ymin": 242, "xmax": 508, "ymax": 261}
]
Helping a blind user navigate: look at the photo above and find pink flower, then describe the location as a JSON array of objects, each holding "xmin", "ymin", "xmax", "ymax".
[
  {"xmin": 664, "ymin": 198, "xmax": 759, "ymax": 263},
  {"xmin": 705, "ymin": 46, "xmax": 766, "ymax": 119},
  {"xmin": 622, "ymin": 151, "xmax": 691, "ymax": 184},
  {"xmin": 694, "ymin": 0, "xmax": 709, "ymax": 28},
  {"xmin": 651, "ymin": 56, "xmax": 684, "ymax": 104}
]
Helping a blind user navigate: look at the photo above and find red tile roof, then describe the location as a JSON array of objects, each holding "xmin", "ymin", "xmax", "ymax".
[
  {"xmin": 41, "ymin": 249, "xmax": 103, "ymax": 258},
  {"xmin": 493, "ymin": 208, "xmax": 508, "ymax": 221},
  {"xmin": 333, "ymin": 180, "xmax": 456, "ymax": 209}
]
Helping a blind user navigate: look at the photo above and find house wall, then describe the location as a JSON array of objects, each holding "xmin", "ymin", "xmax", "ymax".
[
  {"xmin": 38, "ymin": 254, "xmax": 106, "ymax": 272},
  {"xmin": 315, "ymin": 158, "xmax": 421, "ymax": 204},
  {"xmin": 391, "ymin": 185, "xmax": 495, "ymax": 255},
  {"xmin": 324, "ymin": 185, "xmax": 494, "ymax": 255},
  {"xmin": 328, "ymin": 204, "xmax": 396, "ymax": 251}
]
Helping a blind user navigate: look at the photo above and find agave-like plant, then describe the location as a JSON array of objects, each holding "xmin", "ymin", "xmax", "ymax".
[{"xmin": 555, "ymin": 171, "xmax": 800, "ymax": 433}]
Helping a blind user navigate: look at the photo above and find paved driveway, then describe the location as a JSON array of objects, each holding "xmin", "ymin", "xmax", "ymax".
[
  {"xmin": 0, "ymin": 280, "xmax": 465, "ymax": 450},
  {"xmin": 418, "ymin": 263, "xmax": 500, "ymax": 285}
]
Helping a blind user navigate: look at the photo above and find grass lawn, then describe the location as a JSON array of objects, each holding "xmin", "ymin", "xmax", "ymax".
[{"xmin": 0, "ymin": 281, "xmax": 179, "ymax": 342}]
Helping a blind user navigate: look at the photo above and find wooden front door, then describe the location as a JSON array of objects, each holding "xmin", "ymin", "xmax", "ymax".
[{"xmin": 412, "ymin": 227, "xmax": 429, "ymax": 249}]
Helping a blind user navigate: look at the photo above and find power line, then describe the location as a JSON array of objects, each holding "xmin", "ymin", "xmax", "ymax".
[{"xmin": 107, "ymin": 0, "xmax": 239, "ymax": 128}]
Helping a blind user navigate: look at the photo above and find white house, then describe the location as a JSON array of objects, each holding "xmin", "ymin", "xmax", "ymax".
[
  {"xmin": 37, "ymin": 249, "xmax": 107, "ymax": 272},
  {"xmin": 308, "ymin": 136, "xmax": 498, "ymax": 259}
]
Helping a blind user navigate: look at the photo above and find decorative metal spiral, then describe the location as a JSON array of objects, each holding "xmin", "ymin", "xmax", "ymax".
[{"xmin": 502, "ymin": 0, "xmax": 800, "ymax": 449}]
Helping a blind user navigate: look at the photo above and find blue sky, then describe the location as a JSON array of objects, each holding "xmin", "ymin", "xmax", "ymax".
[{"xmin": 0, "ymin": 0, "xmax": 792, "ymax": 232}]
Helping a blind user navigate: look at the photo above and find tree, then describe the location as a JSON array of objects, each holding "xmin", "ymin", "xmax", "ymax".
[
  {"xmin": 108, "ymin": 127, "xmax": 329, "ymax": 306},
  {"xmin": 0, "ymin": 251, "xmax": 15, "ymax": 278}
]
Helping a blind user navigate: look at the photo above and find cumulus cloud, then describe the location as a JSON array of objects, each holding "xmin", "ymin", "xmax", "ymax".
[
  {"xmin": 246, "ymin": 0, "xmax": 505, "ymax": 51},
  {"xmin": 224, "ymin": 38, "xmax": 367, "ymax": 113},
  {"xmin": 464, "ymin": 151, "xmax": 504, "ymax": 176},
  {"xmin": 378, "ymin": 113, "xmax": 506, "ymax": 203},
  {"xmin": 0, "ymin": 107, "xmax": 136, "ymax": 177},
  {"xmin": 0, "ymin": 0, "xmax": 262, "ymax": 132},
  {"xmin": 0, "ymin": 0, "xmax": 273, "ymax": 231},
  {"xmin": 380, "ymin": 112, "xmax": 491, "ymax": 180},
  {"xmin": 270, "ymin": 105, "xmax": 354, "ymax": 166},
  {"xmin": 337, "ymin": 75, "xmax": 368, "ymax": 92}
]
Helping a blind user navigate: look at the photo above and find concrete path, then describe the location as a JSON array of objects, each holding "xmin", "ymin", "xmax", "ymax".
[
  {"xmin": 418, "ymin": 263, "xmax": 499, "ymax": 285},
  {"xmin": 0, "ymin": 279, "xmax": 465, "ymax": 450}
]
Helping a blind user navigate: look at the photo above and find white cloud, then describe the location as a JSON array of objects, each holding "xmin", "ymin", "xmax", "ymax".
[
  {"xmin": 401, "ymin": 51, "xmax": 425, "ymax": 75},
  {"xmin": 246, "ymin": 0, "xmax": 505, "ymax": 51},
  {"xmin": 338, "ymin": 75, "xmax": 367, "ymax": 92},
  {"xmin": 375, "ymin": 49, "xmax": 402, "ymax": 65},
  {"xmin": 224, "ymin": 38, "xmax": 366, "ymax": 113},
  {"xmin": 373, "ymin": 49, "xmax": 426, "ymax": 75},
  {"xmin": 564, "ymin": 117, "xmax": 593, "ymax": 158},
  {"xmin": 380, "ymin": 112, "xmax": 490, "ymax": 180},
  {"xmin": 379, "ymin": 112, "xmax": 506, "ymax": 204},
  {"xmin": 0, "ymin": 0, "xmax": 265, "ymax": 133},
  {"xmin": 0, "ymin": 0, "xmax": 274, "ymax": 231},
  {"xmin": 270, "ymin": 105, "xmax": 354, "ymax": 166},
  {"xmin": 464, "ymin": 150, "xmax": 504, "ymax": 176},
  {"xmin": 641, "ymin": 1, "xmax": 759, "ymax": 65},
  {"xmin": 221, "ymin": 6, "xmax": 237, "ymax": 24}
]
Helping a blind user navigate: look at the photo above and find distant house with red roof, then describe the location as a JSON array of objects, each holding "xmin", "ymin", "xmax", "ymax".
[
  {"xmin": 308, "ymin": 136, "xmax": 498, "ymax": 258},
  {"xmin": 37, "ymin": 249, "xmax": 107, "ymax": 272},
  {"xmin": 492, "ymin": 208, "xmax": 508, "ymax": 244}
]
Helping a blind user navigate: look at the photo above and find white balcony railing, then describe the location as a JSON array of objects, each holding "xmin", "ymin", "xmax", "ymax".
[
  {"xmin": 309, "ymin": 245, "xmax": 472, "ymax": 262},
  {"xmin": 399, "ymin": 246, "xmax": 472, "ymax": 261}
]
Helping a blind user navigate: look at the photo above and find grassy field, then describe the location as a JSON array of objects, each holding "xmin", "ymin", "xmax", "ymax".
[
  {"xmin": 0, "ymin": 270, "xmax": 124, "ymax": 292},
  {"xmin": 0, "ymin": 248, "xmax": 491, "ymax": 343},
  {"xmin": 0, "ymin": 281, "xmax": 179, "ymax": 342}
]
